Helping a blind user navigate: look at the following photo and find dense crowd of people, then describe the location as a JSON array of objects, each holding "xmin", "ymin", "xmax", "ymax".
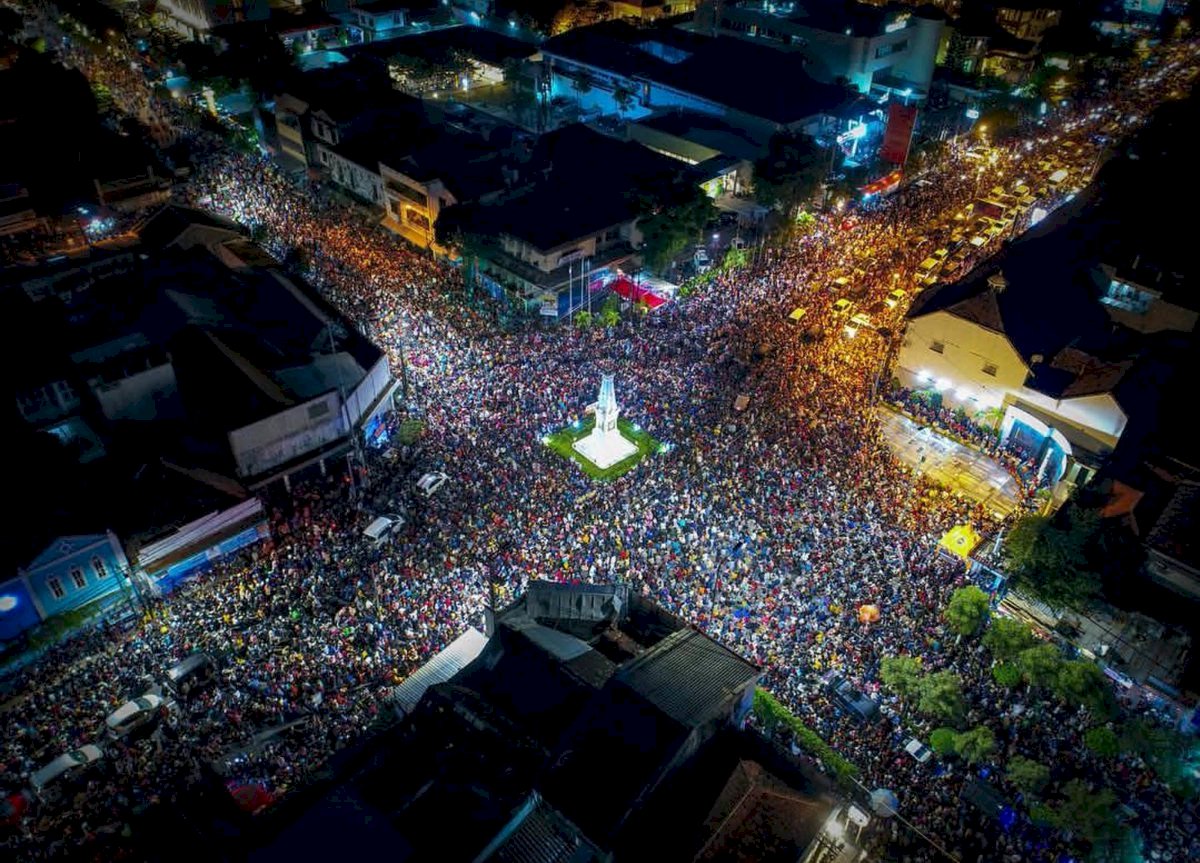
[{"xmin": 1, "ymin": 4, "xmax": 1198, "ymax": 861}]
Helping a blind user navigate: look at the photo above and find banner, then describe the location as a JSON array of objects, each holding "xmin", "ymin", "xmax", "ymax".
[{"xmin": 880, "ymin": 103, "xmax": 918, "ymax": 165}]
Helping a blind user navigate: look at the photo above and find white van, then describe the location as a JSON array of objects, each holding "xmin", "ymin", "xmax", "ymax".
[
  {"xmin": 30, "ymin": 745, "xmax": 104, "ymax": 802},
  {"xmin": 904, "ymin": 737, "xmax": 933, "ymax": 763},
  {"xmin": 363, "ymin": 514, "xmax": 404, "ymax": 547},
  {"xmin": 105, "ymin": 694, "xmax": 164, "ymax": 739},
  {"xmin": 417, "ymin": 472, "xmax": 448, "ymax": 498}
]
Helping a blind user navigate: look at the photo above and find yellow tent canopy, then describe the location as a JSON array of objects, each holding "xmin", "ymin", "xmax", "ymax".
[{"xmin": 939, "ymin": 524, "xmax": 982, "ymax": 561}]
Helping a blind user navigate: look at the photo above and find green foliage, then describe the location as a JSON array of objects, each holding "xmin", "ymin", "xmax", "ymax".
[
  {"xmin": 753, "ymin": 132, "xmax": 826, "ymax": 217},
  {"xmin": 633, "ymin": 180, "xmax": 715, "ymax": 272},
  {"xmin": 1017, "ymin": 643, "xmax": 1064, "ymax": 688},
  {"xmin": 944, "ymin": 585, "xmax": 992, "ymax": 636},
  {"xmin": 879, "ymin": 655, "xmax": 924, "ymax": 701},
  {"xmin": 1084, "ymin": 726, "xmax": 1120, "ymax": 758},
  {"xmin": 544, "ymin": 416, "xmax": 658, "ymax": 481},
  {"xmin": 612, "ymin": 84, "xmax": 635, "ymax": 116},
  {"xmin": 1053, "ymin": 660, "xmax": 1115, "ymax": 716},
  {"xmin": 983, "ymin": 616, "xmax": 1038, "ymax": 661},
  {"xmin": 1006, "ymin": 756, "xmax": 1051, "ymax": 796},
  {"xmin": 1003, "ymin": 509, "xmax": 1102, "ymax": 607},
  {"xmin": 574, "ymin": 310, "xmax": 593, "ymax": 329},
  {"xmin": 397, "ymin": 420, "xmax": 426, "ymax": 445},
  {"xmin": 929, "ymin": 727, "xmax": 959, "ymax": 756},
  {"xmin": 1040, "ymin": 780, "xmax": 1128, "ymax": 855},
  {"xmin": 597, "ymin": 295, "xmax": 621, "ymax": 328},
  {"xmin": 992, "ymin": 662, "xmax": 1022, "ymax": 688},
  {"xmin": 753, "ymin": 689, "xmax": 859, "ymax": 780},
  {"xmin": 1119, "ymin": 719, "xmax": 1199, "ymax": 797},
  {"xmin": 954, "ymin": 726, "xmax": 996, "ymax": 764},
  {"xmin": 917, "ymin": 670, "xmax": 966, "ymax": 724}
]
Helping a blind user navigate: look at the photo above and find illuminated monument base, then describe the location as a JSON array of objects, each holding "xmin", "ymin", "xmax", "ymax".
[{"xmin": 572, "ymin": 375, "xmax": 639, "ymax": 470}]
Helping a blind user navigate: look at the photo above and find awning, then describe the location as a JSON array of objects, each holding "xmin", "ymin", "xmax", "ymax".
[
  {"xmin": 939, "ymin": 524, "xmax": 982, "ymax": 561},
  {"xmin": 610, "ymin": 277, "xmax": 668, "ymax": 309}
]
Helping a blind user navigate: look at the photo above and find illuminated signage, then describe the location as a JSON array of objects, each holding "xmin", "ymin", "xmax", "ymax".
[{"xmin": 885, "ymin": 14, "xmax": 909, "ymax": 33}]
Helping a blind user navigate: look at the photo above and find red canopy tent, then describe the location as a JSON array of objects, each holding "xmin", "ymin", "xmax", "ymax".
[{"xmin": 610, "ymin": 277, "xmax": 668, "ymax": 310}]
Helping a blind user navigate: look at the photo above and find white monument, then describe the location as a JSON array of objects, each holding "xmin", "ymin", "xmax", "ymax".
[{"xmin": 573, "ymin": 374, "xmax": 639, "ymax": 470}]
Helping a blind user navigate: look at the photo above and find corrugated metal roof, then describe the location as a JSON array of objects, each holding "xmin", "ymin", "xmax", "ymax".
[
  {"xmin": 523, "ymin": 582, "xmax": 629, "ymax": 628},
  {"xmin": 490, "ymin": 796, "xmax": 599, "ymax": 863},
  {"xmin": 388, "ymin": 627, "xmax": 488, "ymax": 715},
  {"xmin": 615, "ymin": 629, "xmax": 759, "ymax": 728}
]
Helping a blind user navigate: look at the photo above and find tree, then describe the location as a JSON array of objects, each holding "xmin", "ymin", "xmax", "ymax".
[
  {"xmin": 944, "ymin": 585, "xmax": 992, "ymax": 636},
  {"xmin": 1006, "ymin": 756, "xmax": 1051, "ymax": 797},
  {"xmin": 1003, "ymin": 510, "xmax": 1101, "ymax": 607},
  {"xmin": 613, "ymin": 84, "xmax": 635, "ymax": 117},
  {"xmin": 1084, "ymin": 726, "xmax": 1119, "ymax": 758},
  {"xmin": 991, "ymin": 663, "xmax": 1022, "ymax": 688},
  {"xmin": 983, "ymin": 616, "xmax": 1038, "ymax": 661},
  {"xmin": 1016, "ymin": 644, "xmax": 1063, "ymax": 689},
  {"xmin": 633, "ymin": 180, "xmax": 715, "ymax": 273},
  {"xmin": 571, "ymin": 69, "xmax": 593, "ymax": 106},
  {"xmin": 753, "ymin": 132, "xmax": 826, "ymax": 218},
  {"xmin": 0, "ymin": 6, "xmax": 23, "ymax": 44},
  {"xmin": 917, "ymin": 670, "xmax": 966, "ymax": 724},
  {"xmin": 879, "ymin": 655, "xmax": 924, "ymax": 703},
  {"xmin": 954, "ymin": 726, "xmax": 996, "ymax": 764},
  {"xmin": 1053, "ymin": 660, "xmax": 1114, "ymax": 716},
  {"xmin": 929, "ymin": 727, "xmax": 958, "ymax": 756},
  {"xmin": 1043, "ymin": 780, "xmax": 1126, "ymax": 852}
]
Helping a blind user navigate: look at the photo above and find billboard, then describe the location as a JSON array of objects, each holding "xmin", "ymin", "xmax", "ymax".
[{"xmin": 880, "ymin": 103, "xmax": 918, "ymax": 165}]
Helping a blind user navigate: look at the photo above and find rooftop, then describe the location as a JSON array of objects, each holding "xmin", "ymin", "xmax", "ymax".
[
  {"xmin": 542, "ymin": 21, "xmax": 845, "ymax": 125},
  {"xmin": 351, "ymin": 23, "xmax": 539, "ymax": 69}
]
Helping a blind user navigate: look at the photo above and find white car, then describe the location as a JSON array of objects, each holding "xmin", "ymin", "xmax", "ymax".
[
  {"xmin": 417, "ymin": 472, "xmax": 448, "ymax": 498},
  {"xmin": 105, "ymin": 694, "xmax": 164, "ymax": 739},
  {"xmin": 30, "ymin": 745, "xmax": 104, "ymax": 802},
  {"xmin": 904, "ymin": 737, "xmax": 932, "ymax": 763}
]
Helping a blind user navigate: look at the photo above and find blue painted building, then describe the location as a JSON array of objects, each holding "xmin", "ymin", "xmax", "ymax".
[{"xmin": 0, "ymin": 533, "xmax": 133, "ymax": 640}]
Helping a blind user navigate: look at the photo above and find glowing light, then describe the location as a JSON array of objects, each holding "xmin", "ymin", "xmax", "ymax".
[
  {"xmin": 965, "ymin": 108, "xmax": 980, "ymax": 120},
  {"xmin": 955, "ymin": 388, "xmax": 972, "ymax": 401},
  {"xmin": 920, "ymin": 370, "xmax": 934, "ymax": 381},
  {"xmin": 542, "ymin": 435, "xmax": 551, "ymax": 445},
  {"xmin": 935, "ymin": 378, "xmax": 952, "ymax": 391},
  {"xmin": 0, "ymin": 595, "xmax": 17, "ymax": 612}
]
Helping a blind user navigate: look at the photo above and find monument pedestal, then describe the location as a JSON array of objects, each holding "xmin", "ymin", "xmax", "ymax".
[
  {"xmin": 573, "ymin": 426, "xmax": 638, "ymax": 469},
  {"xmin": 572, "ymin": 373, "xmax": 639, "ymax": 470}
]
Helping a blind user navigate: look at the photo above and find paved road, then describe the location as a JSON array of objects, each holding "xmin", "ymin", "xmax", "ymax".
[{"xmin": 876, "ymin": 407, "xmax": 1021, "ymax": 519}]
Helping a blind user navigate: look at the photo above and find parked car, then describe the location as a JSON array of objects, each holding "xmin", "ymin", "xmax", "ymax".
[
  {"xmin": 29, "ymin": 745, "xmax": 104, "ymax": 803},
  {"xmin": 821, "ymin": 671, "xmax": 880, "ymax": 722},
  {"xmin": 363, "ymin": 513, "xmax": 405, "ymax": 547},
  {"xmin": 885, "ymin": 288, "xmax": 907, "ymax": 309},
  {"xmin": 165, "ymin": 653, "xmax": 216, "ymax": 699},
  {"xmin": 105, "ymin": 694, "xmax": 164, "ymax": 740},
  {"xmin": 904, "ymin": 737, "xmax": 933, "ymax": 763},
  {"xmin": 832, "ymin": 298, "xmax": 853, "ymax": 316},
  {"xmin": 417, "ymin": 471, "xmax": 448, "ymax": 498}
]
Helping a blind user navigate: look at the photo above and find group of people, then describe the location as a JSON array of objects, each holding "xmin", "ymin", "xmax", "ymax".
[{"xmin": 2, "ymin": 6, "xmax": 1198, "ymax": 861}]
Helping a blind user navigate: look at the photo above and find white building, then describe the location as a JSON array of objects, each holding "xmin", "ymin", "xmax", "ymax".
[
  {"xmin": 898, "ymin": 269, "xmax": 1133, "ymax": 489},
  {"xmin": 155, "ymin": 0, "xmax": 269, "ymax": 40},
  {"xmin": 694, "ymin": 1, "xmax": 944, "ymax": 100}
]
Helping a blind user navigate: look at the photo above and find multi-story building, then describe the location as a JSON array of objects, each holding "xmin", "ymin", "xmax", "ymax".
[
  {"xmin": 7, "ymin": 206, "xmax": 397, "ymax": 487},
  {"xmin": 540, "ymin": 21, "xmax": 847, "ymax": 138},
  {"xmin": 693, "ymin": 0, "xmax": 945, "ymax": 100},
  {"xmin": 155, "ymin": 0, "xmax": 269, "ymax": 40},
  {"xmin": 993, "ymin": 0, "xmax": 1062, "ymax": 41}
]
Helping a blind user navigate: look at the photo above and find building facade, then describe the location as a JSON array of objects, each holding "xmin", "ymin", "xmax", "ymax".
[{"xmin": 14, "ymin": 533, "xmax": 133, "ymax": 624}]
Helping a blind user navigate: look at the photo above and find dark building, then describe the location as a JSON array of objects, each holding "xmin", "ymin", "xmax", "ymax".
[{"xmin": 251, "ymin": 582, "xmax": 840, "ymax": 863}]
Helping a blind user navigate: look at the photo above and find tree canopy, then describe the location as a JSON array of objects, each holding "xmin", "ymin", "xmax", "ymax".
[
  {"xmin": 1006, "ymin": 756, "xmax": 1051, "ymax": 797},
  {"xmin": 879, "ymin": 655, "xmax": 924, "ymax": 701},
  {"xmin": 632, "ymin": 179, "xmax": 714, "ymax": 273},
  {"xmin": 953, "ymin": 726, "xmax": 996, "ymax": 764},
  {"xmin": 1003, "ymin": 509, "xmax": 1102, "ymax": 607},
  {"xmin": 753, "ymin": 132, "xmax": 826, "ymax": 217},
  {"xmin": 944, "ymin": 585, "xmax": 992, "ymax": 636},
  {"xmin": 982, "ymin": 616, "xmax": 1038, "ymax": 661},
  {"xmin": 917, "ymin": 670, "xmax": 966, "ymax": 724}
]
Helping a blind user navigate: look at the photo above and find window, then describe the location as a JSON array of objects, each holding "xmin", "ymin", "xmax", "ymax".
[
  {"xmin": 1101, "ymin": 279, "xmax": 1152, "ymax": 314},
  {"xmin": 875, "ymin": 40, "xmax": 908, "ymax": 59},
  {"xmin": 70, "ymin": 567, "xmax": 87, "ymax": 590},
  {"xmin": 92, "ymin": 557, "xmax": 109, "ymax": 579},
  {"xmin": 982, "ymin": 363, "xmax": 998, "ymax": 377},
  {"xmin": 48, "ymin": 578, "xmax": 65, "ymax": 599},
  {"xmin": 930, "ymin": 341, "xmax": 945, "ymax": 354}
]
